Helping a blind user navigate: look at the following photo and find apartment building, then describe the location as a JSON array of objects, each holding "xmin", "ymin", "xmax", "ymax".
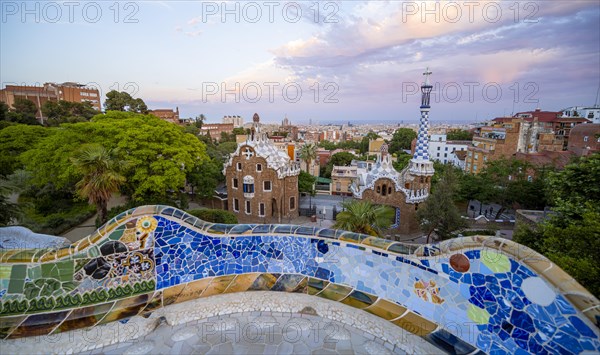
[
  {"xmin": 428, "ymin": 134, "xmax": 470, "ymax": 165},
  {"xmin": 465, "ymin": 122, "xmax": 521, "ymax": 174},
  {"xmin": 0, "ymin": 82, "xmax": 101, "ymax": 122},
  {"xmin": 330, "ymin": 165, "xmax": 357, "ymax": 196}
]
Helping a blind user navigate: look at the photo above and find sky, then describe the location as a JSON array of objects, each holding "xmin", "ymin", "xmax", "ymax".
[{"xmin": 1, "ymin": 1, "xmax": 599, "ymax": 124}]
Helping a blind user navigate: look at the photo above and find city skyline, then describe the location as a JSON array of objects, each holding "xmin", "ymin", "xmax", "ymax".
[{"xmin": 2, "ymin": 1, "xmax": 599, "ymax": 123}]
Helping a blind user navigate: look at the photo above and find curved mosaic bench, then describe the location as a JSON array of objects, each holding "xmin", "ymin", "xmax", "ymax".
[{"xmin": 1, "ymin": 205, "xmax": 599, "ymax": 354}]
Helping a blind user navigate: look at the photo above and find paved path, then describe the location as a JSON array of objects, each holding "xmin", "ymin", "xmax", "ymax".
[
  {"xmin": 84, "ymin": 311, "xmax": 405, "ymax": 355},
  {"xmin": 61, "ymin": 195, "xmax": 127, "ymax": 243}
]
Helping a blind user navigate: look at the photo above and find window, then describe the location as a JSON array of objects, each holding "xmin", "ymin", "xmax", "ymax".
[
  {"xmin": 388, "ymin": 186, "xmax": 392, "ymax": 195},
  {"xmin": 336, "ymin": 182, "xmax": 341, "ymax": 191},
  {"xmin": 584, "ymin": 136, "xmax": 589, "ymax": 142},
  {"xmin": 483, "ymin": 156, "xmax": 488, "ymax": 162},
  {"xmin": 263, "ymin": 181, "xmax": 272, "ymax": 191},
  {"xmin": 243, "ymin": 176, "xmax": 255, "ymax": 197},
  {"xmin": 290, "ymin": 197, "xmax": 296, "ymax": 210},
  {"xmin": 527, "ymin": 176, "xmax": 533, "ymax": 182},
  {"xmin": 245, "ymin": 200, "xmax": 251, "ymax": 214},
  {"xmin": 444, "ymin": 153, "xmax": 447, "ymax": 158},
  {"xmin": 473, "ymin": 164, "xmax": 478, "ymax": 171},
  {"xmin": 382, "ymin": 184, "xmax": 387, "ymax": 196},
  {"xmin": 233, "ymin": 198, "xmax": 239, "ymax": 212},
  {"xmin": 259, "ymin": 203, "xmax": 265, "ymax": 216},
  {"xmin": 445, "ymin": 147, "xmax": 448, "ymax": 151},
  {"xmin": 232, "ymin": 178, "xmax": 238, "ymax": 189},
  {"xmin": 437, "ymin": 153, "xmax": 440, "ymax": 157},
  {"xmin": 243, "ymin": 183, "xmax": 254, "ymax": 193},
  {"xmin": 256, "ymin": 164, "xmax": 262, "ymax": 172},
  {"xmin": 474, "ymin": 153, "xmax": 479, "ymax": 160},
  {"xmin": 376, "ymin": 186, "xmax": 381, "ymax": 193},
  {"xmin": 236, "ymin": 162, "xmax": 242, "ymax": 171},
  {"xmin": 437, "ymin": 147, "xmax": 441, "ymax": 151}
]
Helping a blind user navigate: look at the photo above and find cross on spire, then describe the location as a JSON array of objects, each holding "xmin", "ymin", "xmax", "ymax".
[
  {"xmin": 243, "ymin": 147, "xmax": 254, "ymax": 160},
  {"xmin": 423, "ymin": 67, "xmax": 432, "ymax": 86}
]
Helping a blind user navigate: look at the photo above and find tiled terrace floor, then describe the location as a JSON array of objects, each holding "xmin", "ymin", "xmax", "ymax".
[{"xmin": 88, "ymin": 311, "xmax": 407, "ymax": 355}]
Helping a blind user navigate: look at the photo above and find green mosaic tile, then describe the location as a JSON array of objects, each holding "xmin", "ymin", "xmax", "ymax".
[
  {"xmin": 10, "ymin": 265, "xmax": 27, "ymax": 280},
  {"xmin": 7, "ymin": 278, "xmax": 25, "ymax": 294},
  {"xmin": 27, "ymin": 266, "xmax": 41, "ymax": 280},
  {"xmin": 56, "ymin": 260, "xmax": 74, "ymax": 282},
  {"xmin": 109, "ymin": 228, "xmax": 125, "ymax": 241},
  {"xmin": 41, "ymin": 263, "xmax": 59, "ymax": 279}
]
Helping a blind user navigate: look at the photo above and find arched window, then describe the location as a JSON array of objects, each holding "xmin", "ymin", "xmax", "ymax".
[{"xmin": 382, "ymin": 184, "xmax": 387, "ymax": 196}]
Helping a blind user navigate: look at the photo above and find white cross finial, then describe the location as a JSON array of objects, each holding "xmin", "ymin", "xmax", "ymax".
[
  {"xmin": 243, "ymin": 147, "xmax": 254, "ymax": 160},
  {"xmin": 423, "ymin": 67, "xmax": 432, "ymax": 85}
]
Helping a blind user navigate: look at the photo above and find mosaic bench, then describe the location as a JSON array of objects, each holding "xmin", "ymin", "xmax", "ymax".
[{"xmin": 1, "ymin": 205, "xmax": 599, "ymax": 354}]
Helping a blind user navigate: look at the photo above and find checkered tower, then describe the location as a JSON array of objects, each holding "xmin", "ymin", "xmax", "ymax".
[{"xmin": 409, "ymin": 68, "xmax": 435, "ymax": 178}]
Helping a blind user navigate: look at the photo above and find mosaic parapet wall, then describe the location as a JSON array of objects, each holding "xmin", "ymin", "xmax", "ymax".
[{"xmin": 1, "ymin": 206, "xmax": 599, "ymax": 354}]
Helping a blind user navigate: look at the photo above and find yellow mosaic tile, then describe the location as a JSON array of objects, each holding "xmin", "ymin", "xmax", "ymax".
[
  {"xmin": 392, "ymin": 311, "xmax": 437, "ymax": 336},
  {"xmin": 361, "ymin": 237, "xmax": 394, "ymax": 251},
  {"xmin": 340, "ymin": 290, "xmax": 378, "ymax": 309},
  {"xmin": 248, "ymin": 273, "xmax": 279, "ymax": 291},
  {"xmin": 201, "ymin": 275, "xmax": 236, "ymax": 298},
  {"xmin": 224, "ymin": 273, "xmax": 261, "ymax": 293},
  {"xmin": 162, "ymin": 284, "xmax": 187, "ymax": 307},
  {"xmin": 176, "ymin": 278, "xmax": 212, "ymax": 303},
  {"xmin": 316, "ymin": 283, "xmax": 353, "ymax": 301},
  {"xmin": 364, "ymin": 299, "xmax": 407, "ymax": 320}
]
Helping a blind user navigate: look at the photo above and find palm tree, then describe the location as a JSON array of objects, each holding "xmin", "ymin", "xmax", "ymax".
[
  {"xmin": 71, "ymin": 145, "xmax": 126, "ymax": 224},
  {"xmin": 299, "ymin": 143, "xmax": 318, "ymax": 174},
  {"xmin": 333, "ymin": 200, "xmax": 395, "ymax": 237}
]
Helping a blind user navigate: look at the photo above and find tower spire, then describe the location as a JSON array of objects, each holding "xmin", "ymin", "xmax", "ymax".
[{"xmin": 409, "ymin": 68, "xmax": 435, "ymax": 176}]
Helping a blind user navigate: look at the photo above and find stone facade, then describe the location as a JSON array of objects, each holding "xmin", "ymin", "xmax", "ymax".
[
  {"xmin": 225, "ymin": 150, "xmax": 299, "ymax": 223},
  {"xmin": 360, "ymin": 177, "xmax": 421, "ymax": 235},
  {"xmin": 224, "ymin": 113, "xmax": 300, "ymax": 223}
]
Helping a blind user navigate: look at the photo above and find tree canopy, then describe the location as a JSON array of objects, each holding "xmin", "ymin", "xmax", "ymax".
[
  {"xmin": 324, "ymin": 152, "xmax": 356, "ymax": 178},
  {"xmin": 513, "ymin": 153, "xmax": 600, "ymax": 297},
  {"xmin": 388, "ymin": 128, "xmax": 417, "ymax": 154},
  {"xmin": 446, "ymin": 129, "xmax": 473, "ymax": 141},
  {"xmin": 104, "ymin": 90, "xmax": 148, "ymax": 113},
  {"xmin": 19, "ymin": 111, "xmax": 209, "ymax": 202}
]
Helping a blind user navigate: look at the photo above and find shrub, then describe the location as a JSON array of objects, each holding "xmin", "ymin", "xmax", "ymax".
[{"xmin": 187, "ymin": 208, "xmax": 238, "ymax": 224}]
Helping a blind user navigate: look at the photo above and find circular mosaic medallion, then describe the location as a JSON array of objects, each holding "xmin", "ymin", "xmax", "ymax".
[
  {"xmin": 449, "ymin": 254, "xmax": 470, "ymax": 273},
  {"xmin": 521, "ymin": 277, "xmax": 556, "ymax": 306}
]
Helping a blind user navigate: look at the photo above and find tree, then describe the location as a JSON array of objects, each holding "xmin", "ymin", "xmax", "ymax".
[
  {"xmin": 71, "ymin": 144, "xmax": 126, "ymax": 224},
  {"xmin": 187, "ymin": 158, "xmax": 223, "ymax": 199},
  {"xmin": 104, "ymin": 91, "xmax": 147, "ymax": 113},
  {"xmin": 298, "ymin": 171, "xmax": 316, "ymax": 195},
  {"xmin": 318, "ymin": 140, "xmax": 336, "ymax": 150},
  {"xmin": 392, "ymin": 152, "xmax": 412, "ymax": 171},
  {"xmin": 104, "ymin": 90, "xmax": 132, "ymax": 111},
  {"xmin": 194, "ymin": 114, "xmax": 206, "ymax": 129},
  {"xmin": 359, "ymin": 132, "xmax": 380, "ymax": 154},
  {"xmin": 20, "ymin": 111, "xmax": 209, "ymax": 202},
  {"xmin": 0, "ymin": 101, "xmax": 9, "ymax": 121},
  {"xmin": 0, "ymin": 181, "xmax": 20, "ymax": 226},
  {"xmin": 333, "ymin": 200, "xmax": 394, "ymax": 237},
  {"xmin": 388, "ymin": 128, "xmax": 417, "ymax": 154},
  {"xmin": 42, "ymin": 100, "xmax": 98, "ymax": 125},
  {"xmin": 446, "ymin": 129, "xmax": 473, "ymax": 141},
  {"xmin": 0, "ymin": 125, "xmax": 50, "ymax": 177},
  {"xmin": 417, "ymin": 165, "xmax": 466, "ymax": 243},
  {"xmin": 299, "ymin": 143, "xmax": 318, "ymax": 173},
  {"xmin": 513, "ymin": 153, "xmax": 600, "ymax": 297},
  {"xmin": 324, "ymin": 152, "xmax": 355, "ymax": 178},
  {"xmin": 5, "ymin": 98, "xmax": 39, "ymax": 125}
]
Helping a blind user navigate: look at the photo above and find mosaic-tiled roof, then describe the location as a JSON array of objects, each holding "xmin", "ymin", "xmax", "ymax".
[{"xmin": 222, "ymin": 116, "xmax": 300, "ymax": 178}]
